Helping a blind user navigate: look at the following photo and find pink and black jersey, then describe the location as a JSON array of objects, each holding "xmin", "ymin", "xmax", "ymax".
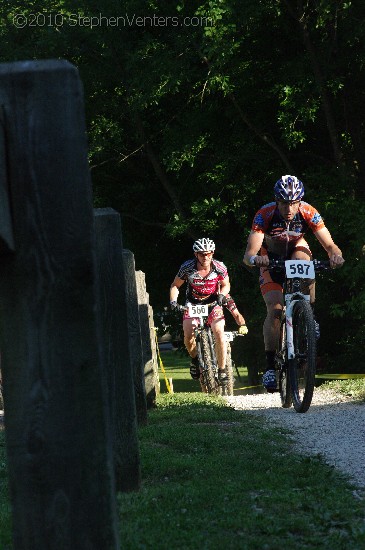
[
  {"xmin": 176, "ymin": 259, "xmax": 228, "ymax": 304},
  {"xmin": 251, "ymin": 201, "xmax": 325, "ymax": 256}
]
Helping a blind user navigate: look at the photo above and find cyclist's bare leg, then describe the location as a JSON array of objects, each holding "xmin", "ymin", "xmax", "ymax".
[
  {"xmin": 263, "ymin": 290, "xmax": 283, "ymax": 351},
  {"xmin": 211, "ymin": 317, "xmax": 226, "ymax": 371},
  {"xmin": 183, "ymin": 318, "xmax": 198, "ymax": 358}
]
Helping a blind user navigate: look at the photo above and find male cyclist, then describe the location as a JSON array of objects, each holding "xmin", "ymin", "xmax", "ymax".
[
  {"xmin": 243, "ymin": 175, "xmax": 344, "ymax": 391},
  {"xmin": 170, "ymin": 238, "xmax": 247, "ymax": 386}
]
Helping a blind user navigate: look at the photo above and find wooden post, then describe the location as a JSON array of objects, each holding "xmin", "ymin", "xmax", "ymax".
[
  {"xmin": 94, "ymin": 209, "xmax": 141, "ymax": 492},
  {"xmin": 0, "ymin": 60, "xmax": 120, "ymax": 549},
  {"xmin": 135, "ymin": 271, "xmax": 159, "ymax": 407},
  {"xmin": 122, "ymin": 249, "xmax": 148, "ymax": 426}
]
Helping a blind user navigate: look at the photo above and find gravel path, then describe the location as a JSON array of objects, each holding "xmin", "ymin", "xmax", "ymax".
[{"xmin": 225, "ymin": 387, "xmax": 365, "ymax": 492}]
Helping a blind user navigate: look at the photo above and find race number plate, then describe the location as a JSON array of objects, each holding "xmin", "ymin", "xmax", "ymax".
[
  {"xmin": 188, "ymin": 303, "xmax": 209, "ymax": 318},
  {"xmin": 225, "ymin": 332, "xmax": 234, "ymax": 342},
  {"xmin": 285, "ymin": 260, "xmax": 315, "ymax": 279}
]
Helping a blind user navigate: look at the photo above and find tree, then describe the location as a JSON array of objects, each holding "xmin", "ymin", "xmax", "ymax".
[{"xmin": 0, "ymin": 0, "xmax": 364, "ymax": 370}]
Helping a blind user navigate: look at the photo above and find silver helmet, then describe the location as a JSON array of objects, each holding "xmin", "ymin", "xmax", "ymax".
[{"xmin": 274, "ymin": 175, "xmax": 304, "ymax": 201}]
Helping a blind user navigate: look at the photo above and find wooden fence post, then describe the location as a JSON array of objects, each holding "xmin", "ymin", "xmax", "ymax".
[
  {"xmin": 0, "ymin": 60, "xmax": 119, "ymax": 549},
  {"xmin": 135, "ymin": 271, "xmax": 159, "ymax": 407},
  {"xmin": 94, "ymin": 209, "xmax": 141, "ymax": 492},
  {"xmin": 122, "ymin": 249, "xmax": 148, "ymax": 426}
]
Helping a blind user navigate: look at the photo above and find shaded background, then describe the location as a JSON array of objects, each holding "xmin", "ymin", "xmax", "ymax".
[{"xmin": 1, "ymin": 0, "xmax": 364, "ymax": 375}]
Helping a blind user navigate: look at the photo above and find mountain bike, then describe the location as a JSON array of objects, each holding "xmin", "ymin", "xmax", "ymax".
[
  {"xmin": 182, "ymin": 302, "xmax": 241, "ymax": 396},
  {"xmin": 270, "ymin": 258, "xmax": 330, "ymax": 413}
]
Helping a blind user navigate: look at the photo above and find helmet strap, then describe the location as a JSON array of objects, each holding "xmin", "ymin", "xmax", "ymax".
[{"xmin": 195, "ymin": 252, "xmax": 212, "ymax": 268}]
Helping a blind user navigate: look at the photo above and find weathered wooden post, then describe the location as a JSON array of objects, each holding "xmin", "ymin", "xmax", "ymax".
[
  {"xmin": 94, "ymin": 209, "xmax": 141, "ymax": 492},
  {"xmin": 122, "ymin": 249, "xmax": 148, "ymax": 426},
  {"xmin": 0, "ymin": 60, "xmax": 120, "ymax": 549},
  {"xmin": 135, "ymin": 271, "xmax": 159, "ymax": 407}
]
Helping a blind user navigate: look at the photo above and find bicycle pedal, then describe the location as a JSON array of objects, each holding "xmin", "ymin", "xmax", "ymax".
[{"xmin": 266, "ymin": 388, "xmax": 279, "ymax": 393}]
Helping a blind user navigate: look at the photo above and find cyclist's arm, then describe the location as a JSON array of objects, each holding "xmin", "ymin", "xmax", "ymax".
[
  {"xmin": 219, "ymin": 275, "xmax": 230, "ymax": 297},
  {"xmin": 225, "ymin": 295, "xmax": 245, "ymax": 321},
  {"xmin": 170, "ymin": 276, "xmax": 185, "ymax": 303},
  {"xmin": 313, "ymin": 227, "xmax": 344, "ymax": 267},
  {"xmin": 231, "ymin": 309, "xmax": 246, "ymax": 326},
  {"xmin": 243, "ymin": 230, "xmax": 266, "ymax": 266}
]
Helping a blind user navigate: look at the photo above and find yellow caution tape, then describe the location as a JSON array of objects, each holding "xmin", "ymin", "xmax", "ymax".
[
  {"xmin": 154, "ymin": 330, "xmax": 172, "ymax": 394},
  {"xmin": 234, "ymin": 384, "xmax": 262, "ymax": 391}
]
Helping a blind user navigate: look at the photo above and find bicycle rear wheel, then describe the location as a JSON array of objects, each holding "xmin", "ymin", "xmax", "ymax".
[
  {"xmin": 290, "ymin": 300, "xmax": 316, "ymax": 413},
  {"xmin": 276, "ymin": 317, "xmax": 291, "ymax": 408},
  {"xmin": 197, "ymin": 328, "xmax": 219, "ymax": 395},
  {"xmin": 220, "ymin": 343, "xmax": 234, "ymax": 396}
]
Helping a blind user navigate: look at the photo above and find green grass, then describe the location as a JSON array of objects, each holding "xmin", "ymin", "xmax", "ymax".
[
  {"xmin": 158, "ymin": 349, "xmax": 252, "ymax": 394},
  {"xmin": 119, "ymin": 393, "xmax": 365, "ymax": 549},
  {"xmin": 159, "ymin": 349, "xmax": 365, "ymax": 396},
  {"xmin": 1, "ymin": 379, "xmax": 365, "ymax": 548},
  {"xmin": 158, "ymin": 349, "xmax": 196, "ymax": 393},
  {"xmin": 323, "ymin": 378, "xmax": 365, "ymax": 401}
]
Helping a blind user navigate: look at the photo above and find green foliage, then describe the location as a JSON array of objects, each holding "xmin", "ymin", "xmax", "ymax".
[
  {"xmin": 0, "ymin": 0, "xmax": 364, "ymax": 367},
  {"xmin": 277, "ymin": 85, "xmax": 321, "ymax": 148}
]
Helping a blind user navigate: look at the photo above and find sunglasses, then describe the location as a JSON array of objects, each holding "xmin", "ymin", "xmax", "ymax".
[
  {"xmin": 277, "ymin": 200, "xmax": 301, "ymax": 206},
  {"xmin": 197, "ymin": 252, "xmax": 213, "ymax": 257}
]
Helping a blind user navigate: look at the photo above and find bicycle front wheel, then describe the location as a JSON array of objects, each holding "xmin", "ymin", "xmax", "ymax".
[
  {"xmin": 290, "ymin": 300, "xmax": 316, "ymax": 413},
  {"xmin": 198, "ymin": 328, "xmax": 219, "ymax": 395},
  {"xmin": 277, "ymin": 318, "xmax": 291, "ymax": 408}
]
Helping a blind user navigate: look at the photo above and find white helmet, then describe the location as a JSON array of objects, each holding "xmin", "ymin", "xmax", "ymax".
[{"xmin": 193, "ymin": 238, "xmax": 216, "ymax": 253}]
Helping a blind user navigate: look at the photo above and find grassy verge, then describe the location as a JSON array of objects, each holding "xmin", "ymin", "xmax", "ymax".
[
  {"xmin": 323, "ymin": 378, "xmax": 365, "ymax": 401},
  {"xmin": 1, "ymin": 381, "xmax": 365, "ymax": 548},
  {"xmin": 158, "ymin": 349, "xmax": 251, "ymax": 394},
  {"xmin": 119, "ymin": 392, "xmax": 365, "ymax": 549},
  {"xmin": 159, "ymin": 349, "xmax": 365, "ymax": 397}
]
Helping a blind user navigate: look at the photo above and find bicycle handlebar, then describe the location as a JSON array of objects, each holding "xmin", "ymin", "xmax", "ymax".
[
  {"xmin": 268, "ymin": 259, "xmax": 331, "ymax": 271},
  {"xmin": 226, "ymin": 330, "xmax": 246, "ymax": 338},
  {"xmin": 175, "ymin": 300, "xmax": 219, "ymax": 313}
]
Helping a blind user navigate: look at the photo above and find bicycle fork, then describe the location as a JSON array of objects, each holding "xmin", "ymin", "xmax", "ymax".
[
  {"xmin": 285, "ymin": 296, "xmax": 310, "ymax": 362},
  {"xmin": 206, "ymin": 328, "xmax": 218, "ymax": 377},
  {"xmin": 195, "ymin": 327, "xmax": 218, "ymax": 376}
]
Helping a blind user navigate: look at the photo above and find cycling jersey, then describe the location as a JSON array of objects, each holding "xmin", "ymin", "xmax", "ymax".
[
  {"xmin": 252, "ymin": 201, "xmax": 325, "ymax": 256},
  {"xmin": 176, "ymin": 258, "xmax": 228, "ymax": 304}
]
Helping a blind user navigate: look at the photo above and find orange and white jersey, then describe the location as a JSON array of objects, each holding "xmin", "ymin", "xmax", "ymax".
[{"xmin": 251, "ymin": 201, "xmax": 325, "ymax": 255}]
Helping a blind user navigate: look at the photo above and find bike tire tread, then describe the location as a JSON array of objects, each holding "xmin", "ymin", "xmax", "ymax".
[
  {"xmin": 199, "ymin": 328, "xmax": 219, "ymax": 395},
  {"xmin": 291, "ymin": 300, "xmax": 316, "ymax": 413}
]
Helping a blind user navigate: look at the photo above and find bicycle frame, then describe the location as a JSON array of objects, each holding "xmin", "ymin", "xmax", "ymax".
[
  {"xmin": 183, "ymin": 301, "xmax": 220, "ymax": 394},
  {"xmin": 184, "ymin": 300, "xmax": 237, "ymax": 395},
  {"xmin": 270, "ymin": 258, "xmax": 329, "ymax": 412},
  {"xmin": 194, "ymin": 318, "xmax": 218, "ymax": 372},
  {"xmin": 284, "ymin": 278, "xmax": 310, "ymax": 360}
]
